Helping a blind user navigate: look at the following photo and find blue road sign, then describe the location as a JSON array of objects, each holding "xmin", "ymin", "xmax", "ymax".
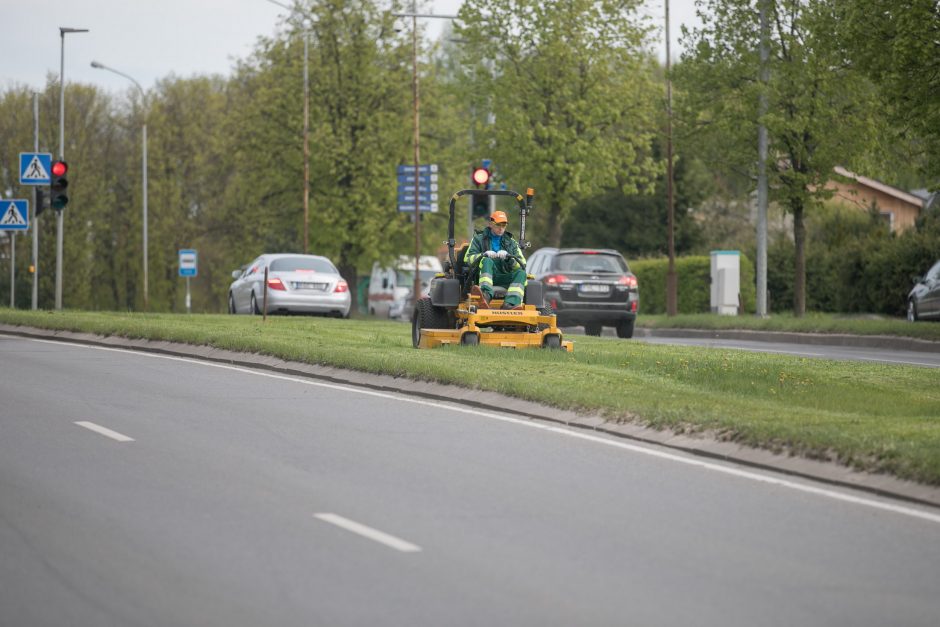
[
  {"xmin": 397, "ymin": 203, "xmax": 437, "ymax": 213},
  {"xmin": 397, "ymin": 163, "xmax": 438, "ymax": 175},
  {"xmin": 0, "ymin": 200, "xmax": 29, "ymax": 231},
  {"xmin": 19, "ymin": 153, "xmax": 53, "ymax": 185},
  {"xmin": 397, "ymin": 192, "xmax": 439, "ymax": 203},
  {"xmin": 396, "ymin": 174, "xmax": 439, "ymax": 186},
  {"xmin": 178, "ymin": 249, "xmax": 198, "ymax": 277}
]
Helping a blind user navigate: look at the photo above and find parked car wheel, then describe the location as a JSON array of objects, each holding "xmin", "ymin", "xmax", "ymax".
[
  {"xmin": 616, "ymin": 318, "xmax": 636, "ymax": 339},
  {"xmin": 250, "ymin": 292, "xmax": 261, "ymax": 315},
  {"xmin": 907, "ymin": 299, "xmax": 918, "ymax": 322},
  {"xmin": 228, "ymin": 293, "xmax": 236, "ymax": 314}
]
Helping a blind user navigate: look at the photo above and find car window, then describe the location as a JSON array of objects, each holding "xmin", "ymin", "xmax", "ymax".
[
  {"xmin": 553, "ymin": 253, "xmax": 627, "ymax": 273},
  {"xmin": 527, "ymin": 254, "xmax": 541, "ymax": 275},
  {"xmin": 396, "ymin": 269, "xmax": 437, "ymax": 284},
  {"xmin": 269, "ymin": 256, "xmax": 336, "ymax": 273}
]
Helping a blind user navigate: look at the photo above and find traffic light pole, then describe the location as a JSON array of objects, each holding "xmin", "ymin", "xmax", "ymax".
[
  {"xmin": 56, "ymin": 27, "xmax": 89, "ymax": 310},
  {"xmin": 32, "ymin": 92, "xmax": 39, "ymax": 310}
]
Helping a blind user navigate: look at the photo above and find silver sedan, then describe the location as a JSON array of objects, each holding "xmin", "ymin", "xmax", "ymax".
[{"xmin": 228, "ymin": 253, "xmax": 351, "ymax": 317}]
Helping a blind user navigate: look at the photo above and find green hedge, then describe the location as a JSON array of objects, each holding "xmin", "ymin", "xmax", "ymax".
[
  {"xmin": 767, "ymin": 214, "xmax": 940, "ymax": 316},
  {"xmin": 631, "ymin": 254, "xmax": 756, "ymax": 315}
]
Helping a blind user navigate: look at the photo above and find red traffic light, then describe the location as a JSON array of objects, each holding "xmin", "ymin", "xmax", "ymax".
[
  {"xmin": 471, "ymin": 167, "xmax": 490, "ymax": 186},
  {"xmin": 52, "ymin": 160, "xmax": 68, "ymax": 177}
]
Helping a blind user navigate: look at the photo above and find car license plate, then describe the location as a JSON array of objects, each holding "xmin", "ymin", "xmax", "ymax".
[
  {"xmin": 293, "ymin": 282, "xmax": 328, "ymax": 291},
  {"xmin": 579, "ymin": 283, "xmax": 610, "ymax": 294}
]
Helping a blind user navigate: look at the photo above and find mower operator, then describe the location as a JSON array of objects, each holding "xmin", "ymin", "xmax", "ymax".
[{"xmin": 466, "ymin": 210, "xmax": 527, "ymax": 309}]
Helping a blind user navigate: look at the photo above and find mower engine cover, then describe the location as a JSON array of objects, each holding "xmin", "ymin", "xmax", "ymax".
[{"xmin": 429, "ymin": 277, "xmax": 461, "ymax": 308}]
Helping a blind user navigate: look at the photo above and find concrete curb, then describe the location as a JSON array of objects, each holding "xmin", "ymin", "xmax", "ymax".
[{"xmin": 4, "ymin": 323, "xmax": 940, "ymax": 510}]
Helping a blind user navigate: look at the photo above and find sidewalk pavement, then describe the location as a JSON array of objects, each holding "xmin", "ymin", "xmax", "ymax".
[{"xmin": 3, "ymin": 322, "xmax": 939, "ymax": 510}]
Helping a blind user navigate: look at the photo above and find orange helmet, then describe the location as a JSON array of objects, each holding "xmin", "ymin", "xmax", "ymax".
[{"xmin": 489, "ymin": 210, "xmax": 509, "ymax": 225}]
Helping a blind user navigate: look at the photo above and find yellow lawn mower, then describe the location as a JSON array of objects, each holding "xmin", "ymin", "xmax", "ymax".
[{"xmin": 411, "ymin": 188, "xmax": 573, "ymax": 351}]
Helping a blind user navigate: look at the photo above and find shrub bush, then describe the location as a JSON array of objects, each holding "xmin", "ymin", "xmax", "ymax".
[
  {"xmin": 764, "ymin": 213, "xmax": 939, "ymax": 315},
  {"xmin": 631, "ymin": 254, "xmax": 756, "ymax": 315}
]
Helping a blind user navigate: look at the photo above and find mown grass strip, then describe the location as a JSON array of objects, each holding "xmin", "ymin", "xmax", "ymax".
[{"xmin": 2, "ymin": 308, "xmax": 938, "ymax": 485}]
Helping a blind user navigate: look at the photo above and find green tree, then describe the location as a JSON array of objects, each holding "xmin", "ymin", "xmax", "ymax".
[
  {"xmin": 838, "ymin": 0, "xmax": 940, "ymax": 182},
  {"xmin": 561, "ymin": 140, "xmax": 707, "ymax": 257},
  {"xmin": 675, "ymin": 0, "xmax": 885, "ymax": 316},
  {"xmin": 229, "ymin": 0, "xmax": 414, "ymax": 310},
  {"xmin": 454, "ymin": 0, "xmax": 661, "ymax": 247}
]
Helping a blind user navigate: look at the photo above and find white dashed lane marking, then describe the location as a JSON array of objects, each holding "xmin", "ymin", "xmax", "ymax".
[{"xmin": 74, "ymin": 421, "xmax": 135, "ymax": 442}]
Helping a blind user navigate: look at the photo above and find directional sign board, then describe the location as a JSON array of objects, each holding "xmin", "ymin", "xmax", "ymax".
[
  {"xmin": 0, "ymin": 200, "xmax": 29, "ymax": 231},
  {"xmin": 19, "ymin": 153, "xmax": 52, "ymax": 185},
  {"xmin": 396, "ymin": 163, "xmax": 439, "ymax": 213},
  {"xmin": 178, "ymin": 249, "xmax": 198, "ymax": 277}
]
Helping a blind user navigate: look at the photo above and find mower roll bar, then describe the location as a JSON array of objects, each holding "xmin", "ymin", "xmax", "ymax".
[{"xmin": 446, "ymin": 188, "xmax": 533, "ymax": 277}]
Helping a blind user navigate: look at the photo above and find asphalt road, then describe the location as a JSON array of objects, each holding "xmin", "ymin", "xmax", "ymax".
[
  {"xmin": 562, "ymin": 326, "xmax": 940, "ymax": 368},
  {"xmin": 2, "ymin": 335, "xmax": 940, "ymax": 627},
  {"xmin": 637, "ymin": 335, "xmax": 940, "ymax": 368}
]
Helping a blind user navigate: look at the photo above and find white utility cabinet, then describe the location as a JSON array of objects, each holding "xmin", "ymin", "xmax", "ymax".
[{"xmin": 710, "ymin": 250, "xmax": 740, "ymax": 315}]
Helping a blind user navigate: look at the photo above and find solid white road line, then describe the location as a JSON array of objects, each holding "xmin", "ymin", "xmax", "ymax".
[
  {"xmin": 74, "ymin": 421, "xmax": 135, "ymax": 442},
  {"xmin": 17, "ymin": 336, "xmax": 940, "ymax": 526},
  {"xmin": 314, "ymin": 513, "xmax": 422, "ymax": 553}
]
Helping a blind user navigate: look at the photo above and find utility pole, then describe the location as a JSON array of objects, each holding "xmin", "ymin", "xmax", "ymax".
[
  {"xmin": 665, "ymin": 0, "xmax": 678, "ymax": 316},
  {"xmin": 392, "ymin": 6, "xmax": 457, "ymax": 301},
  {"xmin": 756, "ymin": 0, "xmax": 770, "ymax": 317}
]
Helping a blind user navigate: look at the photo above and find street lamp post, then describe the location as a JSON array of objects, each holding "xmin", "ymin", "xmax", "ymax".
[
  {"xmin": 303, "ymin": 18, "xmax": 311, "ymax": 253},
  {"xmin": 91, "ymin": 60, "xmax": 148, "ymax": 310},
  {"xmin": 56, "ymin": 26, "xmax": 89, "ymax": 310},
  {"xmin": 266, "ymin": 0, "xmax": 313, "ymax": 253}
]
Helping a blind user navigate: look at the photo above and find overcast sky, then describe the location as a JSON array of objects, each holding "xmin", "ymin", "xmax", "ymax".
[{"xmin": 2, "ymin": 0, "xmax": 703, "ymax": 95}]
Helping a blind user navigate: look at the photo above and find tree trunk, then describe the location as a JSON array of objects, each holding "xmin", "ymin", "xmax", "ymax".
[
  {"xmin": 546, "ymin": 199, "xmax": 563, "ymax": 247},
  {"xmin": 339, "ymin": 243, "xmax": 358, "ymax": 315},
  {"xmin": 792, "ymin": 200, "xmax": 806, "ymax": 317}
]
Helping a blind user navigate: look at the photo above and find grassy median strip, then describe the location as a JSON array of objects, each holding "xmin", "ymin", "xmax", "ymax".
[{"xmin": 2, "ymin": 308, "xmax": 938, "ymax": 486}]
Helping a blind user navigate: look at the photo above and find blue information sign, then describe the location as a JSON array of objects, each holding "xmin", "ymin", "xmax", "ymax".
[{"xmin": 178, "ymin": 249, "xmax": 198, "ymax": 277}]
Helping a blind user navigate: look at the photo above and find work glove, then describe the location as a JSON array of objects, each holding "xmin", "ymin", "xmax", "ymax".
[
  {"xmin": 496, "ymin": 250, "xmax": 509, "ymax": 260},
  {"xmin": 484, "ymin": 250, "xmax": 497, "ymax": 258}
]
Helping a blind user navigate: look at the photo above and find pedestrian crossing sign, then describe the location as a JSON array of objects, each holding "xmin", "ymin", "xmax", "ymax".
[
  {"xmin": 0, "ymin": 200, "xmax": 29, "ymax": 231},
  {"xmin": 19, "ymin": 152, "xmax": 52, "ymax": 185}
]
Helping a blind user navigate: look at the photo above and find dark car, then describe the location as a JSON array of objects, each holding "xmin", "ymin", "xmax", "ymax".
[
  {"xmin": 908, "ymin": 260, "xmax": 940, "ymax": 322},
  {"xmin": 526, "ymin": 247, "xmax": 639, "ymax": 338}
]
